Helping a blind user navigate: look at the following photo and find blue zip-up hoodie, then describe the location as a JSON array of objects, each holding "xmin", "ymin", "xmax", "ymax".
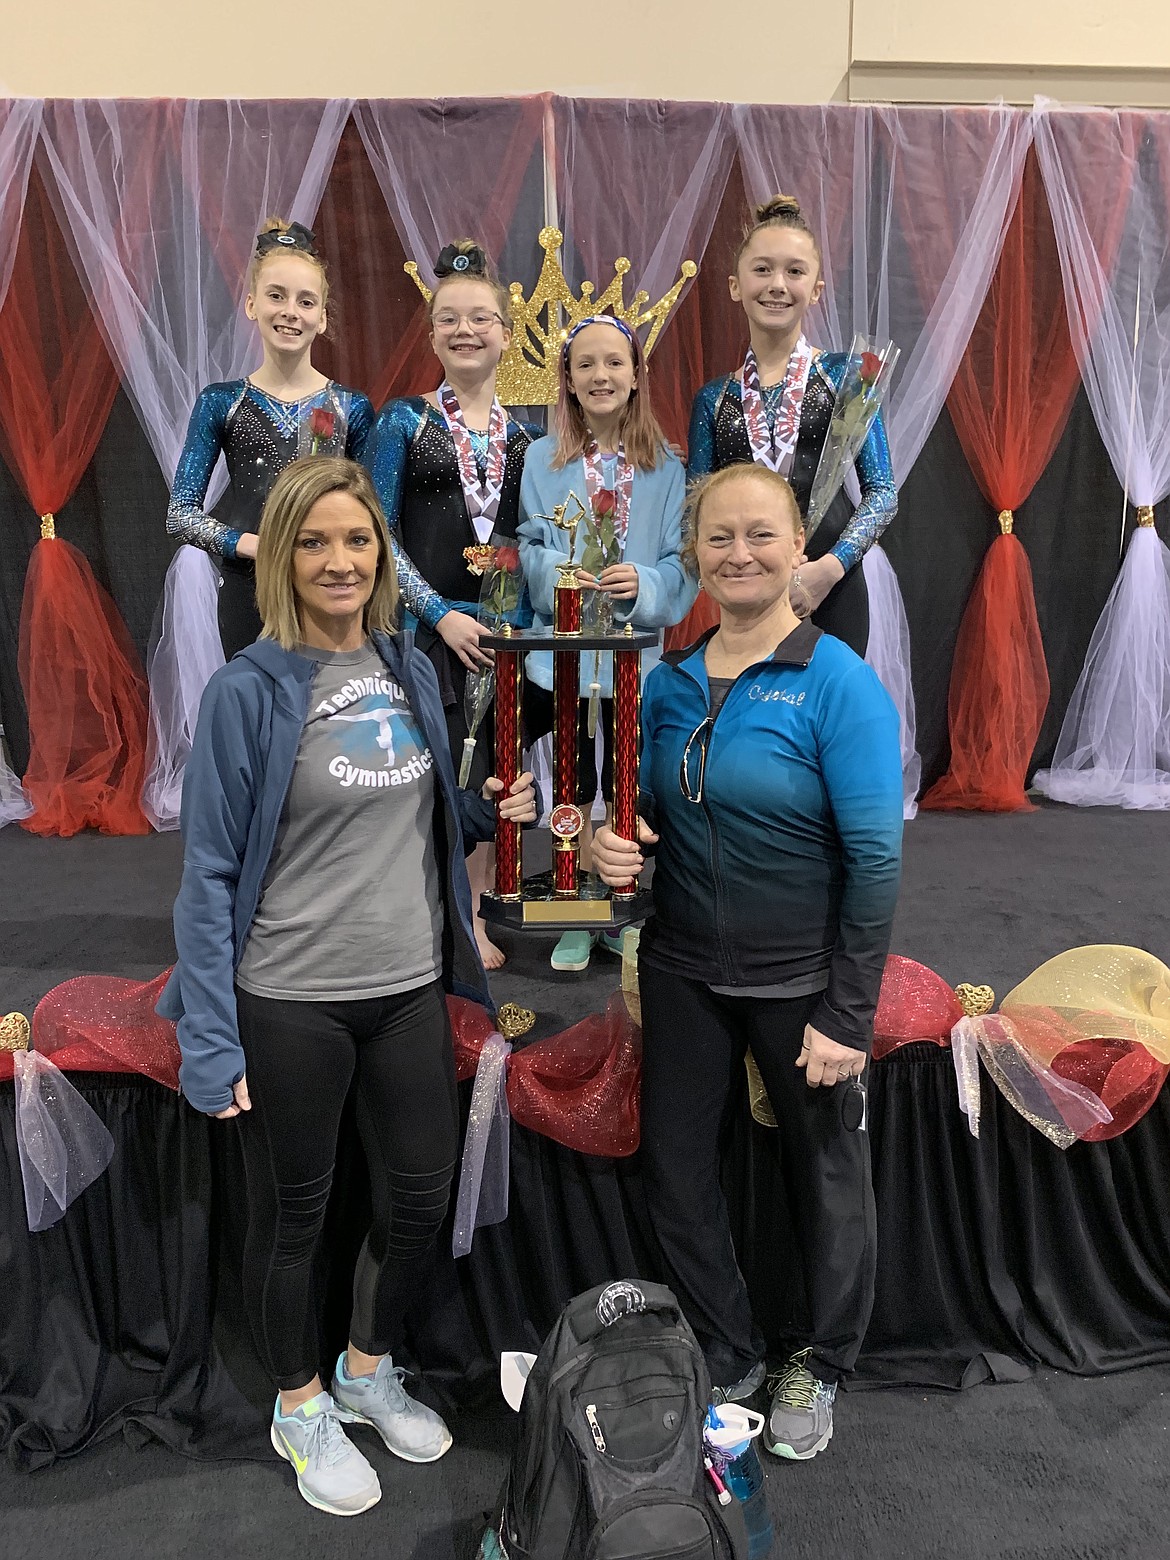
[
  {"xmin": 157, "ymin": 631, "xmax": 495, "ymax": 1115},
  {"xmin": 637, "ymin": 621, "xmax": 903, "ymax": 1053}
]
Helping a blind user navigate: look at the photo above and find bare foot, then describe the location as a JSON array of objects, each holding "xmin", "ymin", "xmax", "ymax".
[{"xmin": 476, "ymin": 917, "xmax": 506, "ymax": 970}]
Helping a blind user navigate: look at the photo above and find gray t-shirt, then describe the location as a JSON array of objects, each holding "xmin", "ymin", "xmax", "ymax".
[{"xmin": 236, "ymin": 643, "xmax": 444, "ymax": 1002}]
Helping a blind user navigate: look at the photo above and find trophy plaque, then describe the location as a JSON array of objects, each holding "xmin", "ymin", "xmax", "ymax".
[{"xmin": 481, "ymin": 494, "xmax": 655, "ymax": 933}]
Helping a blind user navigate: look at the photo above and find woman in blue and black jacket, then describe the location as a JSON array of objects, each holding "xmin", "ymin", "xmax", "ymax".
[
  {"xmin": 593, "ymin": 462, "xmax": 903, "ymax": 1466},
  {"xmin": 159, "ymin": 456, "xmax": 534, "ymax": 1518}
]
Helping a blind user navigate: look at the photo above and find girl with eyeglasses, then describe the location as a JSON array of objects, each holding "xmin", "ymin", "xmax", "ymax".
[
  {"xmin": 517, "ymin": 315, "xmax": 695, "ymax": 973},
  {"xmin": 687, "ymin": 194, "xmax": 897, "ymax": 656},
  {"xmin": 593, "ymin": 462, "xmax": 902, "ymax": 1464},
  {"xmin": 366, "ymin": 240, "xmax": 540, "ymax": 971},
  {"xmin": 169, "ymin": 219, "xmax": 441, "ymax": 659}
]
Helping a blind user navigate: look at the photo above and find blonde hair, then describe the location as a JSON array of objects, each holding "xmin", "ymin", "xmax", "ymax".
[
  {"xmin": 734, "ymin": 193, "xmax": 821, "ymax": 271},
  {"xmin": 430, "ymin": 238, "xmax": 513, "ymax": 327},
  {"xmin": 552, "ymin": 318, "xmax": 669, "ymax": 473},
  {"xmin": 680, "ymin": 464, "xmax": 802, "ymax": 578},
  {"xmin": 248, "ymin": 217, "xmax": 330, "ymax": 308},
  {"xmin": 256, "ymin": 458, "xmax": 399, "ymax": 649}
]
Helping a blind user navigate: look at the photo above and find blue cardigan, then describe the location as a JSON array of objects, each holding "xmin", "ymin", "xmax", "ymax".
[
  {"xmin": 157, "ymin": 631, "xmax": 495, "ymax": 1115},
  {"xmin": 517, "ymin": 436, "xmax": 696, "ymax": 697}
]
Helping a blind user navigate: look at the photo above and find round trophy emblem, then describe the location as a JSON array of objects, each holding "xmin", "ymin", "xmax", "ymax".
[{"xmin": 549, "ymin": 803, "xmax": 585, "ymax": 841}]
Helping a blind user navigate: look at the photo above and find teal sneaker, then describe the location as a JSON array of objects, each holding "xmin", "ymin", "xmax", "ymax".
[
  {"xmin": 597, "ymin": 927, "xmax": 627, "ymax": 958},
  {"xmin": 765, "ymin": 1350, "xmax": 836, "ymax": 1459},
  {"xmin": 550, "ymin": 930, "xmax": 595, "ymax": 971},
  {"xmin": 331, "ymin": 1354, "xmax": 453, "ymax": 1464},
  {"xmin": 270, "ymin": 1391, "xmax": 381, "ymax": 1516}
]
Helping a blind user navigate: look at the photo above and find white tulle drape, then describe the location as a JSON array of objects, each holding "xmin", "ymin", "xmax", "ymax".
[
  {"xmin": 39, "ymin": 99, "xmax": 351, "ymax": 828},
  {"xmin": 1033, "ymin": 104, "xmax": 1170, "ymax": 808},
  {"xmin": 0, "ymin": 99, "xmax": 41, "ymax": 826},
  {"xmin": 554, "ymin": 99, "xmax": 735, "ymax": 313},
  {"xmin": 734, "ymin": 104, "xmax": 1033, "ymax": 817}
]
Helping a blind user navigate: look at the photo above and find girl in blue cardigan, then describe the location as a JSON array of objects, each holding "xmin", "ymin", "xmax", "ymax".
[{"xmin": 518, "ymin": 316, "xmax": 696, "ymax": 972}]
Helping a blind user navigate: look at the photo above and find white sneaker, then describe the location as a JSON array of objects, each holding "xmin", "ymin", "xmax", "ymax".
[
  {"xmin": 331, "ymin": 1354, "xmax": 453, "ymax": 1464},
  {"xmin": 270, "ymin": 1392, "xmax": 381, "ymax": 1516}
]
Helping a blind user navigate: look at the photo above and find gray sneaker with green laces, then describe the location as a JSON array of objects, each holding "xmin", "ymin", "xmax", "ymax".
[
  {"xmin": 270, "ymin": 1392, "xmax": 381, "ymax": 1516},
  {"xmin": 765, "ymin": 1350, "xmax": 836, "ymax": 1460},
  {"xmin": 331, "ymin": 1354, "xmax": 453, "ymax": 1463}
]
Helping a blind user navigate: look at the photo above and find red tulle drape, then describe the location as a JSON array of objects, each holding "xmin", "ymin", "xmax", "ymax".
[
  {"xmin": 920, "ymin": 151, "xmax": 1115, "ymax": 810},
  {"xmin": 0, "ymin": 163, "xmax": 145, "ymax": 835}
]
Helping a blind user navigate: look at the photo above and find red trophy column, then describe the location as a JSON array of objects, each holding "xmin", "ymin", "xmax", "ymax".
[
  {"xmin": 611, "ymin": 629, "xmax": 641, "ymax": 899},
  {"xmin": 493, "ymin": 628, "xmax": 523, "ymax": 899},
  {"xmin": 552, "ymin": 567, "xmax": 582, "ymax": 897}
]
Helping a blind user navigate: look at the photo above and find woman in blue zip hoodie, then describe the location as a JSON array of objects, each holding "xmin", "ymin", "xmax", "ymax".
[
  {"xmin": 518, "ymin": 315, "xmax": 696, "ymax": 973},
  {"xmin": 594, "ymin": 463, "xmax": 903, "ymax": 1465},
  {"xmin": 687, "ymin": 193, "xmax": 897, "ymax": 656},
  {"xmin": 158, "ymin": 456, "xmax": 534, "ymax": 1518}
]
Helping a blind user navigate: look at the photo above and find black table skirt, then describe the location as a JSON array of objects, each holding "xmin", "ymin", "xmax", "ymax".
[{"xmin": 4, "ymin": 1047, "xmax": 1170, "ymax": 1469}]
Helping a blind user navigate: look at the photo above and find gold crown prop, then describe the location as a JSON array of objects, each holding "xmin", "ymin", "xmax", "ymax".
[{"xmin": 405, "ymin": 227, "xmax": 696, "ymax": 407}]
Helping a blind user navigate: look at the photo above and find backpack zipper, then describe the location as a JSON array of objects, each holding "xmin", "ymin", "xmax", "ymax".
[{"xmin": 584, "ymin": 1404, "xmax": 606, "ymax": 1454}]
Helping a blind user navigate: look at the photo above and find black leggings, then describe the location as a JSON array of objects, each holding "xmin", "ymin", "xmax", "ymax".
[
  {"xmin": 524, "ymin": 682, "xmax": 615, "ymax": 807},
  {"xmin": 218, "ymin": 561, "xmax": 262, "ymax": 660},
  {"xmin": 637, "ymin": 963, "xmax": 876, "ymax": 1388},
  {"xmin": 233, "ymin": 981, "xmax": 459, "ymax": 1392}
]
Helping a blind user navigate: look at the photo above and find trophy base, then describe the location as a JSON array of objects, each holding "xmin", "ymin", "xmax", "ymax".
[{"xmin": 482, "ymin": 870, "xmax": 653, "ymax": 933}]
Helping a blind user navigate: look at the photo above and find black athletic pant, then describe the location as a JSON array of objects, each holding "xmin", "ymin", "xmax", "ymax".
[
  {"xmin": 218, "ymin": 561, "xmax": 262, "ymax": 660},
  {"xmin": 637, "ymin": 962, "xmax": 876, "ymax": 1388},
  {"xmin": 233, "ymin": 981, "xmax": 459, "ymax": 1392}
]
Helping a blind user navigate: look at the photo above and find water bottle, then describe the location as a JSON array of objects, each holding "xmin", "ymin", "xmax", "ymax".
[{"xmin": 722, "ymin": 1438, "xmax": 774, "ymax": 1559}]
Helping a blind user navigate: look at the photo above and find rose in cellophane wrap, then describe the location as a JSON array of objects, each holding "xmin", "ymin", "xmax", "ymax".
[
  {"xmin": 804, "ymin": 335, "xmax": 900, "ymax": 544},
  {"xmin": 581, "ymin": 490, "xmax": 622, "ymax": 735},
  {"xmin": 458, "ymin": 539, "xmax": 525, "ymax": 787},
  {"xmin": 295, "ymin": 389, "xmax": 347, "ymax": 460}
]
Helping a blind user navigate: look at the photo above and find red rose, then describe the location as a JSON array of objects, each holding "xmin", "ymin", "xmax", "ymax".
[
  {"xmin": 594, "ymin": 489, "xmax": 616, "ymax": 519},
  {"xmin": 309, "ymin": 406, "xmax": 336, "ymax": 440},
  {"xmin": 859, "ymin": 352, "xmax": 882, "ymax": 385},
  {"xmin": 495, "ymin": 545, "xmax": 521, "ymax": 574}
]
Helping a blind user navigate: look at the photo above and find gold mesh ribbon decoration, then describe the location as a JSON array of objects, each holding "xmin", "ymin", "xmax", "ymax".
[
  {"xmin": 40, "ymin": 513, "xmax": 55, "ymax": 540},
  {"xmin": 746, "ymin": 1050, "xmax": 778, "ymax": 1128},
  {"xmin": 620, "ymin": 928, "xmax": 641, "ymax": 1028},
  {"xmin": 1000, "ymin": 945, "xmax": 1170, "ymax": 1066},
  {"xmin": 997, "ymin": 509, "xmax": 1014, "ymax": 535},
  {"xmin": 407, "ymin": 227, "xmax": 695, "ymax": 406},
  {"xmin": 1136, "ymin": 505, "xmax": 1156, "ymax": 527},
  {"xmin": 0, "ymin": 1012, "xmax": 31, "ymax": 1052}
]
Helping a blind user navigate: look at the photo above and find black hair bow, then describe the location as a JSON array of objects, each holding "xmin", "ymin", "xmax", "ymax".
[
  {"xmin": 434, "ymin": 243, "xmax": 487, "ymax": 278},
  {"xmin": 255, "ymin": 221, "xmax": 319, "ymax": 258}
]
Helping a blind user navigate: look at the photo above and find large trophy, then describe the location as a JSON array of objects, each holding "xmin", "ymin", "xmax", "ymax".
[{"xmin": 481, "ymin": 494, "xmax": 655, "ymax": 934}]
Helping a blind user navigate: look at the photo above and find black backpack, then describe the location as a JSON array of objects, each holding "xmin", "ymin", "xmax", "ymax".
[{"xmin": 482, "ymin": 1280, "xmax": 748, "ymax": 1560}]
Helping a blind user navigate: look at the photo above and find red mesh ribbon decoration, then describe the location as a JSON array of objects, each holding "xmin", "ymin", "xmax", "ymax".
[
  {"xmin": 920, "ymin": 530, "xmax": 1050, "ymax": 812},
  {"xmin": 448, "ymin": 993, "xmax": 641, "ymax": 1157},
  {"xmin": 922, "ymin": 149, "xmax": 1124, "ymax": 810},
  {"xmin": 28, "ymin": 968, "xmax": 179, "ymax": 1087},
  {"xmin": 872, "ymin": 955, "xmax": 965, "ymax": 1062},
  {"xmin": 1049, "ymin": 1038, "xmax": 1169, "ymax": 1142},
  {"xmin": 18, "ymin": 538, "xmax": 150, "ymax": 836}
]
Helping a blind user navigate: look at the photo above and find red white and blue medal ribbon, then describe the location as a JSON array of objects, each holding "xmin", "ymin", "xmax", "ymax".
[
  {"xmin": 740, "ymin": 338, "xmax": 814, "ymax": 475},
  {"xmin": 438, "ymin": 382, "xmax": 509, "ymax": 543},
  {"xmin": 582, "ymin": 440, "xmax": 634, "ymax": 553}
]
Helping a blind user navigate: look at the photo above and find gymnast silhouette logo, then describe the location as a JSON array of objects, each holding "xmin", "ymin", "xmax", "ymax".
[{"xmin": 316, "ymin": 680, "xmax": 434, "ymax": 792}]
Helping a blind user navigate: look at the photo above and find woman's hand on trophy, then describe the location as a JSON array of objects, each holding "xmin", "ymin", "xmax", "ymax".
[
  {"xmin": 592, "ymin": 818, "xmax": 659, "ymax": 886},
  {"xmin": 438, "ymin": 609, "xmax": 495, "ymax": 670},
  {"xmin": 483, "ymin": 771, "xmax": 538, "ymax": 823},
  {"xmin": 598, "ymin": 563, "xmax": 640, "ymax": 600}
]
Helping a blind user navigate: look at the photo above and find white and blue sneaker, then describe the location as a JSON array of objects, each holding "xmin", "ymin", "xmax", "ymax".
[
  {"xmin": 331, "ymin": 1354, "xmax": 453, "ymax": 1464},
  {"xmin": 270, "ymin": 1391, "xmax": 381, "ymax": 1516}
]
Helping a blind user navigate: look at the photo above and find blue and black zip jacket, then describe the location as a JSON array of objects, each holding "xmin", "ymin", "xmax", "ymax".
[{"xmin": 637, "ymin": 621, "xmax": 904, "ymax": 1053}]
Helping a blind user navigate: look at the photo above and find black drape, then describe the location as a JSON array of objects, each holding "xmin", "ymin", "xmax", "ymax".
[{"xmin": 5, "ymin": 1055, "xmax": 1170, "ymax": 1468}]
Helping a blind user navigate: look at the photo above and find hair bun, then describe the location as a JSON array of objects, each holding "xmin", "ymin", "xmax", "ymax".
[
  {"xmin": 434, "ymin": 240, "xmax": 490, "ymax": 279},
  {"xmin": 755, "ymin": 193, "xmax": 803, "ymax": 223}
]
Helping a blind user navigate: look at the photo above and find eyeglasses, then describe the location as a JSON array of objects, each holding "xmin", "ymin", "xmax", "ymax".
[
  {"xmin": 432, "ymin": 310, "xmax": 505, "ymax": 333},
  {"xmin": 679, "ymin": 716, "xmax": 712, "ymax": 804}
]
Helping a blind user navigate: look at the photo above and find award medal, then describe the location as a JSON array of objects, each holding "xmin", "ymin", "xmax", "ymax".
[
  {"xmin": 582, "ymin": 440, "xmax": 634, "ymax": 552},
  {"xmin": 740, "ymin": 338, "xmax": 814, "ymax": 475},
  {"xmin": 438, "ymin": 382, "xmax": 509, "ymax": 543}
]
